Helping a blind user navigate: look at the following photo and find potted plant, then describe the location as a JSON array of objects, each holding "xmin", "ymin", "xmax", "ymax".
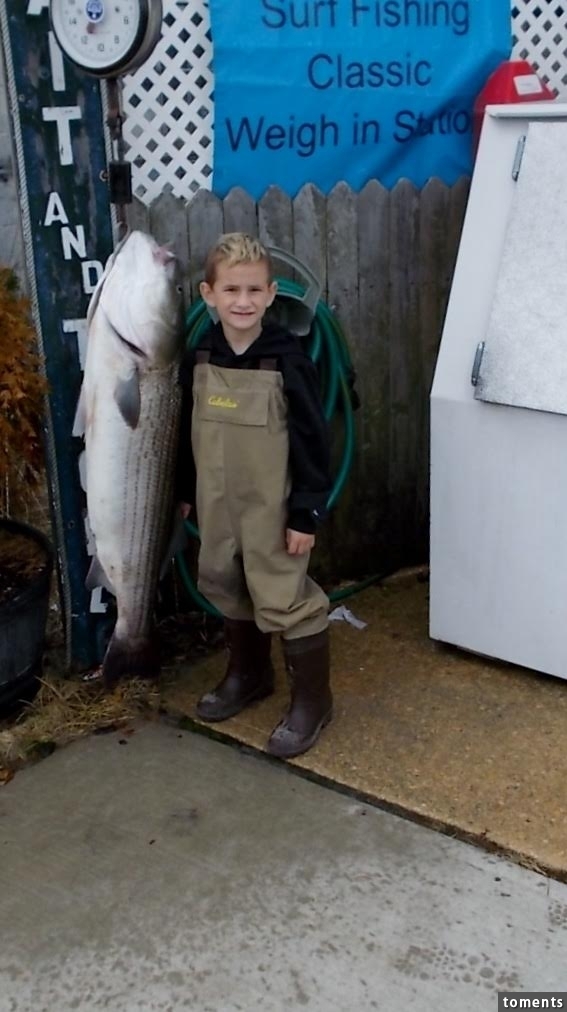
[{"xmin": 0, "ymin": 265, "xmax": 53, "ymax": 712}]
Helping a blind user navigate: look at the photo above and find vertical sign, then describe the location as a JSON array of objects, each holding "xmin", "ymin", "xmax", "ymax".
[{"xmin": 2, "ymin": 0, "xmax": 114, "ymax": 667}]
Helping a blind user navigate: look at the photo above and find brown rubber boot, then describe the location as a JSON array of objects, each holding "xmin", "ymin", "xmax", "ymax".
[
  {"xmin": 267, "ymin": 628, "xmax": 332, "ymax": 759},
  {"xmin": 196, "ymin": 619, "xmax": 274, "ymax": 722}
]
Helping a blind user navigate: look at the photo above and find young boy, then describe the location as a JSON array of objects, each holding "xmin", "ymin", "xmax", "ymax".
[{"xmin": 176, "ymin": 232, "xmax": 332, "ymax": 759}]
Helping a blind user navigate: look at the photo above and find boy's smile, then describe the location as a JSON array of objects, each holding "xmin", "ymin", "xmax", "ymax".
[{"xmin": 200, "ymin": 262, "xmax": 277, "ymax": 352}]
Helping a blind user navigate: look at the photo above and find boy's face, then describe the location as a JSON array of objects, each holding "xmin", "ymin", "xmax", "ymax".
[{"xmin": 200, "ymin": 261, "xmax": 277, "ymax": 348}]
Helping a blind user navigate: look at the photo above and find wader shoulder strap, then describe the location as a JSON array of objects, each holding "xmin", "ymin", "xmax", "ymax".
[{"xmin": 196, "ymin": 351, "xmax": 277, "ymax": 369}]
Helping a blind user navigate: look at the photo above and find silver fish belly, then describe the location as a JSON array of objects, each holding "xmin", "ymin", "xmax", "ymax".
[
  {"xmin": 86, "ymin": 362, "xmax": 181, "ymax": 646},
  {"xmin": 76, "ymin": 231, "xmax": 184, "ymax": 687}
]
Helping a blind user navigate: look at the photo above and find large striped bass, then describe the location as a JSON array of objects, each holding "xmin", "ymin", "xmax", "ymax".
[{"xmin": 74, "ymin": 230, "xmax": 185, "ymax": 689}]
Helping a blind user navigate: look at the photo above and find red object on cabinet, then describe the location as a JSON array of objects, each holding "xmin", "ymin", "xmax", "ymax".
[{"xmin": 473, "ymin": 60, "xmax": 556, "ymax": 154}]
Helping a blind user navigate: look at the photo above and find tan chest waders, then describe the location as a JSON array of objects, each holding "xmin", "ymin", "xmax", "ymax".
[{"xmin": 191, "ymin": 360, "xmax": 328, "ymax": 639}]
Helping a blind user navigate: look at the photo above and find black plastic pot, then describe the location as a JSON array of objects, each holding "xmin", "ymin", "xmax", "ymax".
[{"xmin": 0, "ymin": 518, "xmax": 54, "ymax": 714}]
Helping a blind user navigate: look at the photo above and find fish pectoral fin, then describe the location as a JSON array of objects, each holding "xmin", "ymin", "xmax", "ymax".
[
  {"xmin": 159, "ymin": 511, "xmax": 189, "ymax": 581},
  {"xmin": 86, "ymin": 555, "xmax": 115, "ymax": 595},
  {"xmin": 72, "ymin": 385, "xmax": 87, "ymax": 438},
  {"xmin": 114, "ymin": 371, "xmax": 141, "ymax": 429}
]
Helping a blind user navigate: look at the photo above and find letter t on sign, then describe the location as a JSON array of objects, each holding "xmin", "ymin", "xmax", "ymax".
[{"xmin": 42, "ymin": 106, "xmax": 82, "ymax": 165}]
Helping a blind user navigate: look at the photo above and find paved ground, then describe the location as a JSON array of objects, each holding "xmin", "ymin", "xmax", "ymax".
[
  {"xmin": 1, "ymin": 718, "xmax": 566, "ymax": 1012},
  {"xmin": 163, "ymin": 575, "xmax": 567, "ymax": 876}
]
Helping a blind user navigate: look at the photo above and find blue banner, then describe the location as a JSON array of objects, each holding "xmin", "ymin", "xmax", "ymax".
[{"xmin": 209, "ymin": 0, "xmax": 511, "ymax": 197}]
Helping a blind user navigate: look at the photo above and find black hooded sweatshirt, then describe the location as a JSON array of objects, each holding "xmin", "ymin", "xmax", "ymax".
[{"xmin": 176, "ymin": 322, "xmax": 331, "ymax": 534}]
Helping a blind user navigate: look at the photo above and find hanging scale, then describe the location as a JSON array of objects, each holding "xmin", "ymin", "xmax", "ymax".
[{"xmin": 49, "ymin": 0, "xmax": 163, "ymax": 232}]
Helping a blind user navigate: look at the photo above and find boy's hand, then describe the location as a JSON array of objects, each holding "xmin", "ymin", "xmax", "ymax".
[
  {"xmin": 286, "ymin": 528, "xmax": 315, "ymax": 555},
  {"xmin": 179, "ymin": 502, "xmax": 192, "ymax": 520}
]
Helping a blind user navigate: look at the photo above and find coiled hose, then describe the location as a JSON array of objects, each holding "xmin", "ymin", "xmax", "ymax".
[{"xmin": 175, "ymin": 279, "xmax": 366, "ymax": 616}]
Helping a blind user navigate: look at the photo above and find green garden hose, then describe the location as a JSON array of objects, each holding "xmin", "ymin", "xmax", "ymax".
[{"xmin": 176, "ymin": 280, "xmax": 360, "ymax": 616}]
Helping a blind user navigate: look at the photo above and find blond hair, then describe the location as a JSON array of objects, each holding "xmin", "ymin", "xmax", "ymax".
[{"xmin": 204, "ymin": 232, "xmax": 274, "ymax": 285}]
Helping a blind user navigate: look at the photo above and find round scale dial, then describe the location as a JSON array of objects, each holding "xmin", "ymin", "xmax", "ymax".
[{"xmin": 50, "ymin": 0, "xmax": 162, "ymax": 78}]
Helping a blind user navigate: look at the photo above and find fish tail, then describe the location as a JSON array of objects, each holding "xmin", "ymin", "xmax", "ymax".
[{"xmin": 102, "ymin": 632, "xmax": 161, "ymax": 692}]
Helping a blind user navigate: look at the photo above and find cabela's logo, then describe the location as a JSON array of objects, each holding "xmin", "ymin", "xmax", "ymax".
[{"xmin": 208, "ymin": 395, "xmax": 239, "ymax": 409}]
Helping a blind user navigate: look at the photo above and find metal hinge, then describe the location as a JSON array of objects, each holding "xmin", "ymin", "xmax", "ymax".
[
  {"xmin": 471, "ymin": 341, "xmax": 485, "ymax": 387},
  {"xmin": 512, "ymin": 135, "xmax": 527, "ymax": 181}
]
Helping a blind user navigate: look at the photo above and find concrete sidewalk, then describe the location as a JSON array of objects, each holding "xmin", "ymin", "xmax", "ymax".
[
  {"xmin": 163, "ymin": 573, "xmax": 567, "ymax": 877},
  {"xmin": 1, "ymin": 718, "xmax": 566, "ymax": 1012}
]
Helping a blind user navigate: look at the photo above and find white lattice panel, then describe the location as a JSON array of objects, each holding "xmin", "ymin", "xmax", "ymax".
[
  {"xmin": 512, "ymin": 0, "xmax": 567, "ymax": 96},
  {"xmin": 122, "ymin": 1, "xmax": 567, "ymax": 205},
  {"xmin": 122, "ymin": 0, "xmax": 213, "ymax": 203}
]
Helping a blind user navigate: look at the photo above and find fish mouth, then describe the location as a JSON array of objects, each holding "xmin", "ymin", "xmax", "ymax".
[
  {"xmin": 103, "ymin": 309, "xmax": 149, "ymax": 359},
  {"xmin": 116, "ymin": 333, "xmax": 148, "ymax": 359}
]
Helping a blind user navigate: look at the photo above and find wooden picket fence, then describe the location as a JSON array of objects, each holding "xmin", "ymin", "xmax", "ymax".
[{"xmin": 127, "ymin": 179, "xmax": 470, "ymax": 581}]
